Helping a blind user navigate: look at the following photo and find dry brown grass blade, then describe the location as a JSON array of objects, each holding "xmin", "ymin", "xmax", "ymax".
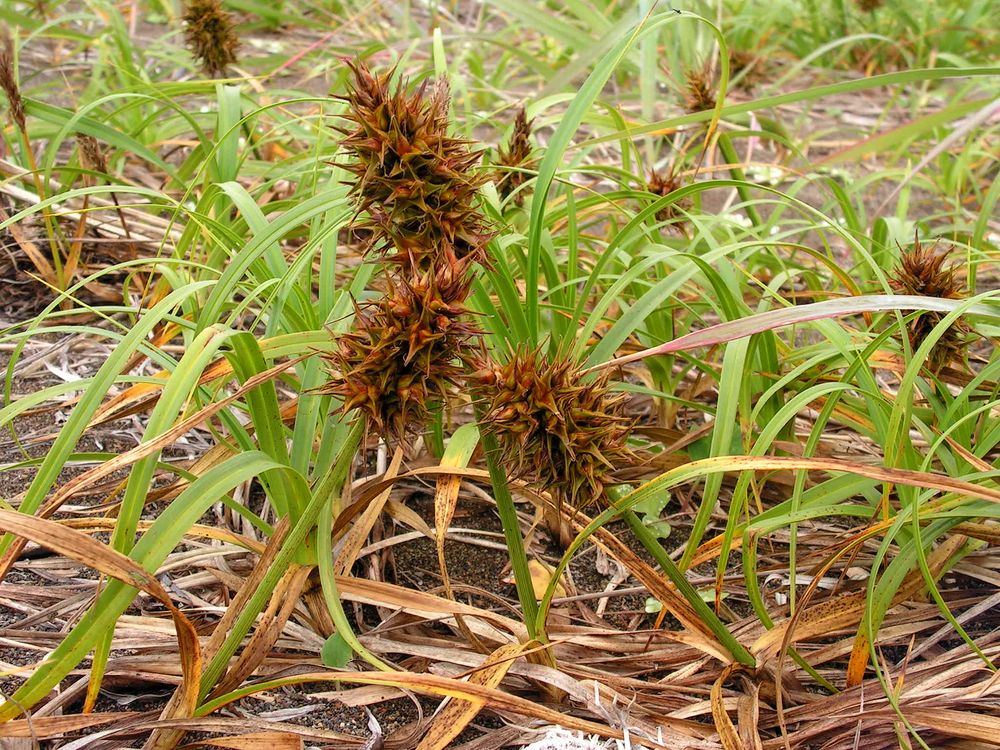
[
  {"xmin": 754, "ymin": 532, "xmax": 965, "ymax": 661},
  {"xmin": 62, "ymin": 518, "xmax": 266, "ymax": 554},
  {"xmin": 0, "ymin": 510, "xmax": 202, "ymax": 721},
  {"xmin": 416, "ymin": 642, "xmax": 527, "ymax": 750},
  {"xmin": 0, "ymin": 713, "xmax": 135, "ymax": 738},
  {"xmin": 737, "ymin": 678, "xmax": 764, "ymax": 750},
  {"xmin": 335, "ymin": 446, "xmax": 404, "ymax": 576},
  {"xmin": 0, "ymin": 204, "xmax": 57, "ymax": 285},
  {"xmin": 3, "ymin": 715, "xmax": 367, "ymax": 747},
  {"xmin": 906, "ymin": 707, "xmax": 1000, "ymax": 742},
  {"xmin": 182, "ymin": 733, "xmax": 303, "ymax": 750},
  {"xmin": 575, "ymin": 508, "xmax": 729, "ymax": 661},
  {"xmin": 711, "ymin": 663, "xmax": 745, "ymax": 750},
  {"xmin": 434, "ymin": 460, "xmax": 486, "ymax": 652},
  {"xmin": 336, "ymin": 575, "xmax": 525, "ymax": 642},
  {"xmin": 91, "ymin": 351, "xmax": 245, "ymax": 428},
  {"xmin": 210, "ymin": 670, "xmax": 661, "ymax": 746},
  {"xmin": 149, "ymin": 519, "xmax": 290, "ymax": 749},
  {"xmin": 207, "ymin": 564, "xmax": 313, "ymax": 701}
]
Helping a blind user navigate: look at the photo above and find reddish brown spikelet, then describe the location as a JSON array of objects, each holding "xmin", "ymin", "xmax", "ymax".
[
  {"xmin": 76, "ymin": 135, "xmax": 108, "ymax": 174},
  {"xmin": 325, "ymin": 278, "xmax": 479, "ymax": 440},
  {"xmin": 0, "ymin": 30, "xmax": 26, "ymax": 133},
  {"xmin": 888, "ymin": 237, "xmax": 968, "ymax": 371},
  {"xmin": 337, "ymin": 60, "xmax": 493, "ymax": 282},
  {"xmin": 494, "ymin": 106, "xmax": 535, "ymax": 206},
  {"xmin": 855, "ymin": 0, "xmax": 884, "ymax": 11},
  {"xmin": 647, "ymin": 169, "xmax": 691, "ymax": 224},
  {"xmin": 474, "ymin": 348, "xmax": 635, "ymax": 509},
  {"xmin": 729, "ymin": 48, "xmax": 767, "ymax": 92},
  {"xmin": 183, "ymin": 0, "xmax": 239, "ymax": 77},
  {"xmin": 683, "ymin": 61, "xmax": 717, "ymax": 113}
]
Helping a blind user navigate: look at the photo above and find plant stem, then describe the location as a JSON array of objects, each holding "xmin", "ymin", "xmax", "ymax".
[
  {"xmin": 609, "ymin": 486, "xmax": 756, "ymax": 667},
  {"xmin": 477, "ymin": 421, "xmax": 541, "ymax": 640}
]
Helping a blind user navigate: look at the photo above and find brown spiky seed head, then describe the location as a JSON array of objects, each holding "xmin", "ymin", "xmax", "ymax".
[
  {"xmin": 183, "ymin": 0, "xmax": 239, "ymax": 78},
  {"xmin": 855, "ymin": 0, "xmax": 884, "ymax": 11},
  {"xmin": 322, "ymin": 276, "xmax": 479, "ymax": 441},
  {"xmin": 337, "ymin": 60, "xmax": 493, "ymax": 283},
  {"xmin": 888, "ymin": 238, "xmax": 968, "ymax": 371},
  {"xmin": 474, "ymin": 348, "xmax": 635, "ymax": 509},
  {"xmin": 729, "ymin": 48, "xmax": 766, "ymax": 92},
  {"xmin": 647, "ymin": 170, "xmax": 691, "ymax": 224},
  {"xmin": 76, "ymin": 135, "xmax": 108, "ymax": 174},
  {"xmin": 494, "ymin": 106, "xmax": 535, "ymax": 206},
  {"xmin": 0, "ymin": 29, "xmax": 26, "ymax": 133},
  {"xmin": 683, "ymin": 62, "xmax": 717, "ymax": 113}
]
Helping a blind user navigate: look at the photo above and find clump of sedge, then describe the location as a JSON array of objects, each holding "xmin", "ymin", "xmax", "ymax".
[
  {"xmin": 322, "ymin": 60, "xmax": 493, "ymax": 441},
  {"xmin": 683, "ymin": 61, "xmax": 717, "ymax": 113},
  {"xmin": 183, "ymin": 0, "xmax": 239, "ymax": 77},
  {"xmin": 888, "ymin": 237, "xmax": 968, "ymax": 372},
  {"xmin": 493, "ymin": 106, "xmax": 535, "ymax": 207},
  {"xmin": 474, "ymin": 348, "xmax": 635, "ymax": 514}
]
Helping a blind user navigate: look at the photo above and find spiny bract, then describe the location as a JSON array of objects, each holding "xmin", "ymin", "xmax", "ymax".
[
  {"xmin": 646, "ymin": 169, "xmax": 691, "ymax": 225},
  {"xmin": 326, "ymin": 279, "xmax": 479, "ymax": 440},
  {"xmin": 683, "ymin": 62, "xmax": 717, "ymax": 113},
  {"xmin": 474, "ymin": 348, "xmax": 635, "ymax": 509}
]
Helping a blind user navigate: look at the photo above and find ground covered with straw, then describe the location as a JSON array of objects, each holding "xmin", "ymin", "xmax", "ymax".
[{"xmin": 0, "ymin": 1, "xmax": 998, "ymax": 749}]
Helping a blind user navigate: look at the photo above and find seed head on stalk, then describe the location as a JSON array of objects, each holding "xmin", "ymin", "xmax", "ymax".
[
  {"xmin": 683, "ymin": 61, "xmax": 717, "ymax": 113},
  {"xmin": 336, "ymin": 59, "xmax": 492, "ymax": 285},
  {"xmin": 647, "ymin": 168, "xmax": 691, "ymax": 226},
  {"xmin": 0, "ymin": 29, "xmax": 26, "ymax": 134}
]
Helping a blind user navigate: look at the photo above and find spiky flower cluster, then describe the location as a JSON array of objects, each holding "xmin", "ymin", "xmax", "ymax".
[
  {"xmin": 474, "ymin": 348, "xmax": 635, "ymax": 509},
  {"xmin": 323, "ymin": 61, "xmax": 492, "ymax": 440},
  {"xmin": 0, "ymin": 30, "xmax": 26, "ymax": 133},
  {"xmin": 647, "ymin": 169, "xmax": 691, "ymax": 225},
  {"xmin": 493, "ymin": 107, "xmax": 535, "ymax": 206},
  {"xmin": 855, "ymin": 0, "xmax": 884, "ymax": 11},
  {"xmin": 683, "ymin": 62, "xmax": 717, "ymax": 113},
  {"xmin": 888, "ymin": 238, "xmax": 968, "ymax": 372},
  {"xmin": 729, "ymin": 48, "xmax": 766, "ymax": 92},
  {"xmin": 183, "ymin": 0, "xmax": 239, "ymax": 78},
  {"xmin": 77, "ymin": 135, "xmax": 108, "ymax": 174},
  {"xmin": 335, "ymin": 61, "xmax": 492, "ymax": 280}
]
